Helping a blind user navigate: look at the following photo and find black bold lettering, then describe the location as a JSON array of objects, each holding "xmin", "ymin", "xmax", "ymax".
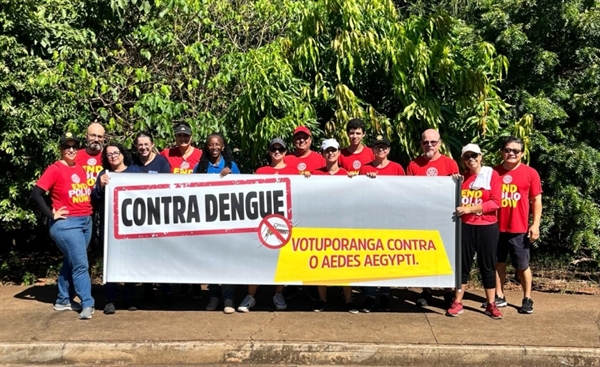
[
  {"xmin": 133, "ymin": 198, "xmax": 146, "ymax": 226},
  {"xmin": 230, "ymin": 192, "xmax": 245, "ymax": 220},
  {"xmin": 259, "ymin": 191, "xmax": 272, "ymax": 218},
  {"xmin": 146, "ymin": 197, "xmax": 161, "ymax": 225},
  {"xmin": 246, "ymin": 192, "xmax": 258, "ymax": 220},
  {"xmin": 218, "ymin": 193, "xmax": 230, "ymax": 221},
  {"xmin": 173, "ymin": 196, "xmax": 186, "ymax": 224},
  {"xmin": 205, "ymin": 194, "xmax": 218, "ymax": 222},
  {"xmin": 122, "ymin": 198, "xmax": 132, "ymax": 227},
  {"xmin": 273, "ymin": 190, "xmax": 285, "ymax": 216},
  {"xmin": 187, "ymin": 195, "xmax": 200, "ymax": 223},
  {"xmin": 161, "ymin": 196, "xmax": 172, "ymax": 224}
]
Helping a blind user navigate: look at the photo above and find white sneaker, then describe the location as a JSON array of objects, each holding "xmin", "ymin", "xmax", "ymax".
[
  {"xmin": 237, "ymin": 295, "xmax": 256, "ymax": 313},
  {"xmin": 206, "ymin": 297, "xmax": 219, "ymax": 311},
  {"xmin": 223, "ymin": 299, "xmax": 236, "ymax": 314},
  {"xmin": 273, "ymin": 293, "xmax": 287, "ymax": 311}
]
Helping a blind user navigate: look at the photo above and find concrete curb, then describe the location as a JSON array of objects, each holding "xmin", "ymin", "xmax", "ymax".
[{"xmin": 1, "ymin": 341, "xmax": 599, "ymax": 366}]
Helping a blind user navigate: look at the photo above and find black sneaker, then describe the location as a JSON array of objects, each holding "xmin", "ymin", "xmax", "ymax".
[
  {"xmin": 313, "ymin": 300, "xmax": 327, "ymax": 312},
  {"xmin": 416, "ymin": 290, "xmax": 433, "ymax": 307},
  {"xmin": 361, "ymin": 297, "xmax": 376, "ymax": 313},
  {"xmin": 282, "ymin": 286, "xmax": 299, "ymax": 300},
  {"xmin": 346, "ymin": 302, "xmax": 359, "ymax": 314},
  {"xmin": 519, "ymin": 297, "xmax": 534, "ymax": 314},
  {"xmin": 125, "ymin": 301, "xmax": 138, "ymax": 312},
  {"xmin": 103, "ymin": 302, "xmax": 116, "ymax": 315},
  {"xmin": 481, "ymin": 295, "xmax": 508, "ymax": 308},
  {"xmin": 443, "ymin": 292, "xmax": 455, "ymax": 308},
  {"xmin": 379, "ymin": 295, "xmax": 390, "ymax": 312}
]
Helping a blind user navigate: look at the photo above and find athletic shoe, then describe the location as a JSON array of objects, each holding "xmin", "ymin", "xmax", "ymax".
[
  {"xmin": 237, "ymin": 295, "xmax": 256, "ymax": 313},
  {"xmin": 346, "ymin": 302, "xmax": 359, "ymax": 314},
  {"xmin": 79, "ymin": 307, "xmax": 95, "ymax": 320},
  {"xmin": 206, "ymin": 297, "xmax": 219, "ymax": 311},
  {"xmin": 273, "ymin": 293, "xmax": 287, "ymax": 311},
  {"xmin": 360, "ymin": 297, "xmax": 376, "ymax": 313},
  {"xmin": 443, "ymin": 292, "xmax": 455, "ymax": 308},
  {"xmin": 481, "ymin": 295, "xmax": 508, "ymax": 308},
  {"xmin": 223, "ymin": 299, "xmax": 236, "ymax": 314},
  {"xmin": 485, "ymin": 302, "xmax": 503, "ymax": 319},
  {"xmin": 54, "ymin": 302, "xmax": 82, "ymax": 311},
  {"xmin": 282, "ymin": 285, "xmax": 299, "ymax": 300},
  {"xmin": 446, "ymin": 301, "xmax": 463, "ymax": 317},
  {"xmin": 313, "ymin": 300, "xmax": 327, "ymax": 312},
  {"xmin": 103, "ymin": 302, "xmax": 116, "ymax": 315},
  {"xmin": 125, "ymin": 302, "xmax": 138, "ymax": 312},
  {"xmin": 416, "ymin": 290, "xmax": 433, "ymax": 307},
  {"xmin": 519, "ymin": 297, "xmax": 534, "ymax": 314},
  {"xmin": 379, "ymin": 295, "xmax": 391, "ymax": 312}
]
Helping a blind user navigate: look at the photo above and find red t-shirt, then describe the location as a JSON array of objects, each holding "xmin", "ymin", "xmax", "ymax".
[
  {"xmin": 339, "ymin": 146, "xmax": 375, "ymax": 175},
  {"xmin": 36, "ymin": 161, "xmax": 93, "ymax": 216},
  {"xmin": 284, "ymin": 151, "xmax": 326, "ymax": 175},
  {"xmin": 359, "ymin": 161, "xmax": 405, "ymax": 176},
  {"xmin": 407, "ymin": 155, "xmax": 459, "ymax": 176},
  {"xmin": 160, "ymin": 147, "xmax": 202, "ymax": 174},
  {"xmin": 494, "ymin": 164, "xmax": 543, "ymax": 233},
  {"xmin": 255, "ymin": 165, "xmax": 299, "ymax": 175},
  {"xmin": 460, "ymin": 169, "xmax": 501, "ymax": 225},
  {"xmin": 75, "ymin": 149, "xmax": 104, "ymax": 188},
  {"xmin": 311, "ymin": 167, "xmax": 349, "ymax": 176}
]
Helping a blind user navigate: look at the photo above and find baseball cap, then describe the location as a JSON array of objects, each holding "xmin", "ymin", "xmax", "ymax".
[
  {"xmin": 321, "ymin": 138, "xmax": 340, "ymax": 151},
  {"xmin": 293, "ymin": 126, "xmax": 311, "ymax": 136},
  {"xmin": 60, "ymin": 132, "xmax": 79, "ymax": 146},
  {"xmin": 268, "ymin": 138, "xmax": 287, "ymax": 150},
  {"xmin": 174, "ymin": 124, "xmax": 192, "ymax": 136},
  {"xmin": 370, "ymin": 134, "xmax": 391, "ymax": 147},
  {"xmin": 461, "ymin": 143, "xmax": 482, "ymax": 156}
]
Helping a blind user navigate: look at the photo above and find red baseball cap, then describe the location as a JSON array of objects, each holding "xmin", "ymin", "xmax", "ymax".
[{"xmin": 293, "ymin": 126, "xmax": 311, "ymax": 136}]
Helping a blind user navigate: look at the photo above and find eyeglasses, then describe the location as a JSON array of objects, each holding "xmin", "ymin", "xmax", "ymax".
[
  {"xmin": 462, "ymin": 153, "xmax": 479, "ymax": 161},
  {"xmin": 269, "ymin": 147, "xmax": 286, "ymax": 153},
  {"xmin": 421, "ymin": 140, "xmax": 439, "ymax": 146},
  {"xmin": 323, "ymin": 148, "xmax": 338, "ymax": 154},
  {"xmin": 503, "ymin": 148, "xmax": 522, "ymax": 154},
  {"xmin": 61, "ymin": 145, "xmax": 79, "ymax": 151},
  {"xmin": 87, "ymin": 133, "xmax": 105, "ymax": 140},
  {"xmin": 106, "ymin": 151, "xmax": 122, "ymax": 158}
]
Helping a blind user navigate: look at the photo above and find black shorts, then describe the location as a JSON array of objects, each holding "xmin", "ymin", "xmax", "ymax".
[{"xmin": 497, "ymin": 232, "xmax": 530, "ymax": 270}]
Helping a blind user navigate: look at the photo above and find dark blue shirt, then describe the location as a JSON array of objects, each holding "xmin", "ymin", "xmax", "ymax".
[{"xmin": 133, "ymin": 154, "xmax": 171, "ymax": 174}]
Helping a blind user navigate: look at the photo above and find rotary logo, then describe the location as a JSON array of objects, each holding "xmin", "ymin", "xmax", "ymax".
[
  {"xmin": 503, "ymin": 175, "xmax": 513, "ymax": 184},
  {"xmin": 71, "ymin": 174, "xmax": 81, "ymax": 184},
  {"xmin": 352, "ymin": 160, "xmax": 361, "ymax": 169},
  {"xmin": 297, "ymin": 162, "xmax": 307, "ymax": 171},
  {"xmin": 181, "ymin": 161, "xmax": 190, "ymax": 169},
  {"xmin": 426, "ymin": 167, "xmax": 439, "ymax": 176},
  {"xmin": 87, "ymin": 158, "xmax": 97, "ymax": 166}
]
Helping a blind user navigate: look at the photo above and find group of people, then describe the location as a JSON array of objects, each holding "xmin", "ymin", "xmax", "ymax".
[{"xmin": 31, "ymin": 118, "xmax": 542, "ymax": 320}]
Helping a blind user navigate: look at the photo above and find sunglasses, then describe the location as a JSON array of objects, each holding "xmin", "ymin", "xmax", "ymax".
[
  {"xmin": 323, "ymin": 148, "xmax": 338, "ymax": 154},
  {"xmin": 462, "ymin": 153, "xmax": 479, "ymax": 161},
  {"xmin": 503, "ymin": 148, "xmax": 522, "ymax": 154},
  {"xmin": 421, "ymin": 140, "xmax": 439, "ymax": 146},
  {"xmin": 61, "ymin": 144, "xmax": 79, "ymax": 151},
  {"xmin": 269, "ymin": 147, "xmax": 286, "ymax": 153},
  {"xmin": 373, "ymin": 145, "xmax": 389, "ymax": 151}
]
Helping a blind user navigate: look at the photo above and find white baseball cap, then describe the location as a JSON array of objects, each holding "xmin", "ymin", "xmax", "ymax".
[
  {"xmin": 321, "ymin": 138, "xmax": 340, "ymax": 151},
  {"xmin": 461, "ymin": 143, "xmax": 482, "ymax": 156}
]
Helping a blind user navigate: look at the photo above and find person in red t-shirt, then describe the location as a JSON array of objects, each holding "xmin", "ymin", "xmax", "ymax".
[
  {"xmin": 359, "ymin": 135, "xmax": 405, "ymax": 177},
  {"xmin": 304, "ymin": 138, "xmax": 357, "ymax": 313},
  {"xmin": 339, "ymin": 118, "xmax": 374, "ymax": 176},
  {"xmin": 492, "ymin": 136, "xmax": 542, "ymax": 314},
  {"xmin": 31, "ymin": 133, "xmax": 95, "ymax": 320},
  {"xmin": 75, "ymin": 122, "xmax": 105, "ymax": 189},
  {"xmin": 160, "ymin": 123, "xmax": 202, "ymax": 175},
  {"xmin": 409, "ymin": 129, "xmax": 459, "ymax": 308},
  {"xmin": 284, "ymin": 126, "xmax": 326, "ymax": 175},
  {"xmin": 237, "ymin": 138, "xmax": 295, "ymax": 314},
  {"xmin": 448, "ymin": 143, "xmax": 503, "ymax": 320}
]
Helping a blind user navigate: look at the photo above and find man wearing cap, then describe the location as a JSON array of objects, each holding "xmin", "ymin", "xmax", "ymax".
[
  {"xmin": 339, "ymin": 118, "xmax": 374, "ymax": 176},
  {"xmin": 408, "ymin": 129, "xmax": 459, "ymax": 308},
  {"xmin": 160, "ymin": 123, "xmax": 202, "ymax": 174},
  {"xmin": 492, "ymin": 136, "xmax": 542, "ymax": 314},
  {"xmin": 284, "ymin": 126, "xmax": 326, "ymax": 175},
  {"xmin": 359, "ymin": 135, "xmax": 405, "ymax": 177},
  {"xmin": 75, "ymin": 122, "xmax": 106, "ymax": 190},
  {"xmin": 358, "ymin": 134, "xmax": 404, "ymax": 312}
]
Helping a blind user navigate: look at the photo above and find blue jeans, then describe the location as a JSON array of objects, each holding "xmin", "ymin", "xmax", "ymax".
[
  {"xmin": 208, "ymin": 284, "xmax": 235, "ymax": 301},
  {"xmin": 364, "ymin": 286, "xmax": 391, "ymax": 298},
  {"xmin": 49, "ymin": 216, "xmax": 94, "ymax": 308}
]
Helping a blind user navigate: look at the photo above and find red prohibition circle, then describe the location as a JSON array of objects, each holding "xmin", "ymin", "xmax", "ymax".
[{"xmin": 257, "ymin": 214, "xmax": 293, "ymax": 249}]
